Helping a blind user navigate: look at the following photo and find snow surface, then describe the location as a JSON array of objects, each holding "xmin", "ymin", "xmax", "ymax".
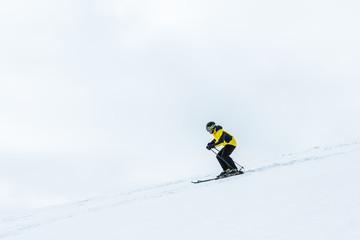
[{"xmin": 1, "ymin": 142, "xmax": 360, "ymax": 240}]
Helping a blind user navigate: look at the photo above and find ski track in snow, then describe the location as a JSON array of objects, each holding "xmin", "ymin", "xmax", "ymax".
[{"xmin": 1, "ymin": 141, "xmax": 359, "ymax": 239}]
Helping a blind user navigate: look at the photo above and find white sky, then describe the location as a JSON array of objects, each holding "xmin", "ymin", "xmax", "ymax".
[{"xmin": 1, "ymin": 0, "xmax": 360, "ymax": 210}]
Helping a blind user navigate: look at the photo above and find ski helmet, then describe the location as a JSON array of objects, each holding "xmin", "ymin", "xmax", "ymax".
[{"xmin": 206, "ymin": 121, "xmax": 216, "ymax": 132}]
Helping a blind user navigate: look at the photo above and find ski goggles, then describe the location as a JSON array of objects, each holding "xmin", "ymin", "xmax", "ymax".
[{"xmin": 206, "ymin": 125, "xmax": 215, "ymax": 132}]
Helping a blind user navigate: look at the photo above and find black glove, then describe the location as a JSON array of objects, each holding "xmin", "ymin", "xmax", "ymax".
[{"xmin": 206, "ymin": 144, "xmax": 214, "ymax": 150}]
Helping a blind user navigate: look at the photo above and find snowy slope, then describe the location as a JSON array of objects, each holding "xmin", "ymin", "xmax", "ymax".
[{"xmin": 1, "ymin": 142, "xmax": 360, "ymax": 240}]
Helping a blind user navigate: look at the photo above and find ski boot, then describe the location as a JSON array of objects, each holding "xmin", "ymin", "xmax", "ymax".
[{"xmin": 217, "ymin": 169, "xmax": 234, "ymax": 178}]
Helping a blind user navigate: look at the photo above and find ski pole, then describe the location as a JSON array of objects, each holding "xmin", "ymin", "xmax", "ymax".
[{"xmin": 213, "ymin": 147, "xmax": 244, "ymax": 170}]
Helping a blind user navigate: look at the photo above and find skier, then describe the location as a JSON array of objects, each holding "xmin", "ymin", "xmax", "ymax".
[{"xmin": 206, "ymin": 121, "xmax": 242, "ymax": 177}]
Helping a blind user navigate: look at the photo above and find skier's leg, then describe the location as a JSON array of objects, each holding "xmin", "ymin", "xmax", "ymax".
[
  {"xmin": 220, "ymin": 145, "xmax": 237, "ymax": 170},
  {"xmin": 216, "ymin": 148, "xmax": 229, "ymax": 170}
]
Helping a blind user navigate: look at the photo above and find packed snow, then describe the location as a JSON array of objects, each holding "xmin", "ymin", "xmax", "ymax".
[{"xmin": 1, "ymin": 142, "xmax": 359, "ymax": 240}]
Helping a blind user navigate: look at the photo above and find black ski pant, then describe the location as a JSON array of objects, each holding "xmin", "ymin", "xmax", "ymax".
[{"xmin": 217, "ymin": 145, "xmax": 237, "ymax": 171}]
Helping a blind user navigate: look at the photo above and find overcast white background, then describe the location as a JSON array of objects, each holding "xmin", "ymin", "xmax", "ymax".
[{"xmin": 1, "ymin": 0, "xmax": 360, "ymax": 212}]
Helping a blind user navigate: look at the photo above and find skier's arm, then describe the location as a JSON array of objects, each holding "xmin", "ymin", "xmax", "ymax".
[
  {"xmin": 206, "ymin": 139, "xmax": 216, "ymax": 150},
  {"xmin": 207, "ymin": 139, "xmax": 215, "ymax": 146},
  {"xmin": 208, "ymin": 132, "xmax": 226, "ymax": 148}
]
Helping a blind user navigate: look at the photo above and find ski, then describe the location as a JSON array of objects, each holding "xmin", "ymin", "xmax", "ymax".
[
  {"xmin": 191, "ymin": 177, "xmax": 217, "ymax": 184},
  {"xmin": 191, "ymin": 171, "xmax": 244, "ymax": 184}
]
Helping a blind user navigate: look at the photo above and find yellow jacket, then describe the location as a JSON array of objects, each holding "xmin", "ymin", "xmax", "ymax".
[{"xmin": 210, "ymin": 126, "xmax": 237, "ymax": 147}]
